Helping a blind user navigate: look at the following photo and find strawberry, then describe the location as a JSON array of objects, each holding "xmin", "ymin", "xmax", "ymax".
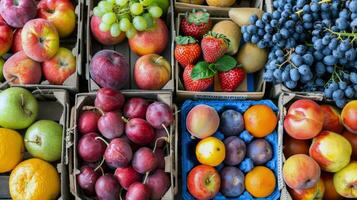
[
  {"xmin": 218, "ymin": 67, "xmax": 245, "ymax": 92},
  {"xmin": 201, "ymin": 31, "xmax": 230, "ymax": 63},
  {"xmin": 175, "ymin": 36, "xmax": 201, "ymax": 67},
  {"xmin": 180, "ymin": 9, "xmax": 212, "ymax": 39},
  {"xmin": 183, "ymin": 64, "xmax": 213, "ymax": 91}
]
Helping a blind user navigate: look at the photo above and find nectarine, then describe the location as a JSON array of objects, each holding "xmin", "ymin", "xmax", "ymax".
[
  {"xmin": 186, "ymin": 104, "xmax": 219, "ymax": 139},
  {"xmin": 341, "ymin": 100, "xmax": 357, "ymax": 134}
]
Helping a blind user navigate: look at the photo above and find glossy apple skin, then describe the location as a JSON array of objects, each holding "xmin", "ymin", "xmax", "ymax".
[
  {"xmin": 37, "ymin": 0, "xmax": 75, "ymax": 38},
  {"xmin": 77, "ymin": 132, "xmax": 106, "ymax": 163},
  {"xmin": 12, "ymin": 28, "xmax": 23, "ymax": 53},
  {"xmin": 129, "ymin": 19, "xmax": 168, "ymax": 56},
  {"xmin": 104, "ymin": 138, "xmax": 132, "ymax": 168},
  {"xmin": 123, "ymin": 97, "xmax": 148, "ymax": 119},
  {"xmin": 289, "ymin": 179, "xmax": 325, "ymax": 200},
  {"xmin": 95, "ymin": 87, "xmax": 125, "ymax": 112},
  {"xmin": 283, "ymin": 154, "xmax": 321, "ymax": 190},
  {"xmin": 333, "ymin": 161, "xmax": 357, "ymax": 198},
  {"xmin": 321, "ymin": 172, "xmax": 342, "ymax": 200},
  {"xmin": 309, "ymin": 131, "xmax": 352, "ymax": 172},
  {"xmin": 284, "ymin": 99, "xmax": 324, "ymax": 139},
  {"xmin": 125, "ymin": 182, "xmax": 150, "ymax": 200},
  {"xmin": 76, "ymin": 166, "xmax": 99, "ymax": 195},
  {"xmin": 42, "ymin": 47, "xmax": 76, "ymax": 85},
  {"xmin": 78, "ymin": 111, "xmax": 100, "ymax": 134},
  {"xmin": 125, "ymin": 118, "xmax": 155, "ymax": 145},
  {"xmin": 90, "ymin": 50, "xmax": 129, "ymax": 90},
  {"xmin": 341, "ymin": 100, "xmax": 357, "ymax": 134},
  {"xmin": 0, "ymin": 20, "xmax": 12, "ymax": 55},
  {"xmin": 3, "ymin": 51, "xmax": 41, "ymax": 84},
  {"xmin": 283, "ymin": 134, "xmax": 310, "ymax": 158},
  {"xmin": 95, "ymin": 174, "xmax": 120, "ymax": 200},
  {"xmin": 21, "ymin": 18, "xmax": 59, "ymax": 62},
  {"xmin": 342, "ymin": 130, "xmax": 357, "ymax": 159},
  {"xmin": 146, "ymin": 102, "xmax": 173, "ymax": 129},
  {"xmin": 187, "ymin": 165, "xmax": 221, "ymax": 200},
  {"xmin": 90, "ymin": 15, "xmax": 125, "ymax": 45},
  {"xmin": 134, "ymin": 54, "xmax": 171, "ymax": 90},
  {"xmin": 320, "ymin": 105, "xmax": 344, "ymax": 134},
  {"xmin": 146, "ymin": 169, "xmax": 171, "ymax": 200},
  {"xmin": 114, "ymin": 166, "xmax": 142, "ymax": 190},
  {"xmin": 0, "ymin": 0, "xmax": 37, "ymax": 28}
]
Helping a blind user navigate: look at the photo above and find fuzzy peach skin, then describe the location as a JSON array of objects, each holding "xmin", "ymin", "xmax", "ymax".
[
  {"xmin": 309, "ymin": 131, "xmax": 352, "ymax": 173},
  {"xmin": 21, "ymin": 18, "xmax": 59, "ymax": 62},
  {"xmin": 333, "ymin": 161, "xmax": 357, "ymax": 198},
  {"xmin": 341, "ymin": 100, "xmax": 357, "ymax": 134},
  {"xmin": 186, "ymin": 104, "xmax": 220, "ymax": 139},
  {"xmin": 0, "ymin": 20, "xmax": 13, "ymax": 55},
  {"xmin": 12, "ymin": 28, "xmax": 23, "ymax": 53},
  {"xmin": 42, "ymin": 47, "xmax": 76, "ymax": 85},
  {"xmin": 3, "ymin": 51, "xmax": 41, "ymax": 84},
  {"xmin": 320, "ymin": 105, "xmax": 344, "ymax": 134},
  {"xmin": 90, "ymin": 15, "xmax": 126, "ymax": 46},
  {"xmin": 37, "ymin": 0, "xmax": 75, "ymax": 38},
  {"xmin": 284, "ymin": 99, "xmax": 324, "ymax": 140},
  {"xmin": 283, "ymin": 154, "xmax": 321, "ymax": 190},
  {"xmin": 289, "ymin": 179, "xmax": 325, "ymax": 200}
]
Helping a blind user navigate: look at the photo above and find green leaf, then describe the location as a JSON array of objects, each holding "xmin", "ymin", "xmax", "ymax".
[
  {"xmin": 214, "ymin": 55, "xmax": 237, "ymax": 72},
  {"xmin": 191, "ymin": 61, "xmax": 216, "ymax": 80}
]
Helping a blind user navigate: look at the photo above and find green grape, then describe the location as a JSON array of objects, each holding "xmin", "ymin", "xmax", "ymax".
[
  {"xmin": 119, "ymin": 18, "xmax": 132, "ymax": 32},
  {"xmin": 102, "ymin": 12, "xmax": 116, "ymax": 25},
  {"xmin": 115, "ymin": 0, "xmax": 128, "ymax": 6},
  {"xmin": 106, "ymin": 0, "xmax": 115, "ymax": 5},
  {"xmin": 99, "ymin": 22, "xmax": 111, "ymax": 32},
  {"xmin": 142, "ymin": 13, "xmax": 154, "ymax": 28},
  {"xmin": 130, "ymin": 3, "xmax": 144, "ymax": 15},
  {"xmin": 110, "ymin": 23, "xmax": 121, "ymax": 37},
  {"xmin": 117, "ymin": 13, "xmax": 131, "ymax": 21},
  {"xmin": 98, "ymin": 1, "xmax": 113, "ymax": 12},
  {"xmin": 126, "ymin": 27, "xmax": 137, "ymax": 39},
  {"xmin": 93, "ymin": 7, "xmax": 104, "ymax": 17},
  {"xmin": 139, "ymin": 0, "xmax": 153, "ymax": 6},
  {"xmin": 148, "ymin": 6, "xmax": 162, "ymax": 18},
  {"xmin": 133, "ymin": 16, "xmax": 147, "ymax": 31}
]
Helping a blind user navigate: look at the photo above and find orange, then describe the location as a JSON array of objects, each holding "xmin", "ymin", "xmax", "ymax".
[
  {"xmin": 0, "ymin": 128, "xmax": 24, "ymax": 173},
  {"xmin": 195, "ymin": 137, "xmax": 225, "ymax": 166},
  {"xmin": 245, "ymin": 166, "xmax": 276, "ymax": 198},
  {"xmin": 9, "ymin": 158, "xmax": 60, "ymax": 200},
  {"xmin": 244, "ymin": 104, "xmax": 277, "ymax": 137}
]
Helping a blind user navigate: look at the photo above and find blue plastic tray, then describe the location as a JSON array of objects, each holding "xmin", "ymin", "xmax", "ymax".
[{"xmin": 181, "ymin": 100, "xmax": 280, "ymax": 200}]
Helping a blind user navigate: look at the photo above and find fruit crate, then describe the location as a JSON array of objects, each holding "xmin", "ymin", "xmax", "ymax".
[
  {"xmin": 68, "ymin": 91, "xmax": 178, "ymax": 199},
  {"xmin": 0, "ymin": 89, "xmax": 71, "ymax": 199},
  {"xmin": 180, "ymin": 99, "xmax": 284, "ymax": 200},
  {"xmin": 85, "ymin": 0, "xmax": 175, "ymax": 92},
  {"xmin": 0, "ymin": 0, "xmax": 84, "ymax": 92}
]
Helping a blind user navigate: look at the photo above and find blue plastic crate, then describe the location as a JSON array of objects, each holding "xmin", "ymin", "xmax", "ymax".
[{"xmin": 181, "ymin": 100, "xmax": 281, "ymax": 200}]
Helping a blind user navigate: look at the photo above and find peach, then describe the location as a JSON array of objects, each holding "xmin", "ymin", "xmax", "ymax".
[
  {"xmin": 341, "ymin": 100, "xmax": 357, "ymax": 134},
  {"xmin": 0, "ymin": 0, "xmax": 37, "ymax": 28},
  {"xmin": 90, "ymin": 15, "xmax": 126, "ymax": 45},
  {"xmin": 12, "ymin": 28, "xmax": 23, "ymax": 53},
  {"xmin": 309, "ymin": 131, "xmax": 351, "ymax": 172},
  {"xmin": 0, "ymin": 19, "xmax": 13, "ymax": 55},
  {"xmin": 284, "ymin": 99, "xmax": 324, "ymax": 140},
  {"xmin": 3, "ymin": 51, "xmax": 41, "ymax": 84},
  {"xmin": 186, "ymin": 104, "xmax": 220, "ymax": 139},
  {"xmin": 333, "ymin": 161, "xmax": 357, "ymax": 198},
  {"xmin": 320, "ymin": 105, "xmax": 344, "ymax": 134},
  {"xmin": 342, "ymin": 130, "xmax": 357, "ymax": 159},
  {"xmin": 21, "ymin": 18, "xmax": 59, "ymax": 62},
  {"xmin": 289, "ymin": 179, "xmax": 325, "ymax": 200},
  {"xmin": 283, "ymin": 154, "xmax": 321, "ymax": 190},
  {"xmin": 321, "ymin": 173, "xmax": 342, "ymax": 200}
]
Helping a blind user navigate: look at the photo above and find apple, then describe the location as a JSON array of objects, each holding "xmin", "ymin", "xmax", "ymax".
[
  {"xmin": 95, "ymin": 87, "xmax": 125, "ymax": 112},
  {"xmin": 24, "ymin": 120, "xmax": 63, "ymax": 162},
  {"xmin": 187, "ymin": 165, "xmax": 221, "ymax": 199},
  {"xmin": 42, "ymin": 47, "xmax": 76, "ymax": 85},
  {"xmin": 12, "ymin": 28, "xmax": 23, "ymax": 53},
  {"xmin": 333, "ymin": 161, "xmax": 357, "ymax": 198},
  {"xmin": 320, "ymin": 105, "xmax": 344, "ymax": 134},
  {"xmin": 0, "ymin": 0, "xmax": 37, "ymax": 28},
  {"xmin": 90, "ymin": 50, "xmax": 129, "ymax": 90},
  {"xmin": 0, "ymin": 87, "xmax": 38, "ymax": 129},
  {"xmin": 0, "ymin": 19, "xmax": 13, "ymax": 55},
  {"xmin": 289, "ymin": 179, "xmax": 325, "ymax": 200},
  {"xmin": 128, "ymin": 19, "xmax": 169, "ymax": 56},
  {"xmin": 321, "ymin": 173, "xmax": 342, "ymax": 200},
  {"xmin": 21, "ymin": 18, "xmax": 59, "ymax": 62},
  {"xmin": 341, "ymin": 100, "xmax": 357, "ymax": 134},
  {"xmin": 309, "ymin": 131, "xmax": 352, "ymax": 172},
  {"xmin": 90, "ymin": 15, "xmax": 126, "ymax": 45},
  {"xmin": 342, "ymin": 130, "xmax": 357, "ymax": 159},
  {"xmin": 283, "ymin": 134, "xmax": 310, "ymax": 158},
  {"xmin": 37, "ymin": 0, "xmax": 76, "ymax": 38},
  {"xmin": 3, "ymin": 51, "xmax": 42, "ymax": 84},
  {"xmin": 0, "ymin": 58, "xmax": 4, "ymax": 81},
  {"xmin": 134, "ymin": 54, "xmax": 171, "ymax": 90}
]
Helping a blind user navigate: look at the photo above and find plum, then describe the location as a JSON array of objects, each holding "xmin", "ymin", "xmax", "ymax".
[
  {"xmin": 104, "ymin": 138, "xmax": 132, "ymax": 168},
  {"xmin": 220, "ymin": 166, "xmax": 245, "ymax": 197},
  {"xmin": 125, "ymin": 118, "xmax": 155, "ymax": 145},
  {"xmin": 124, "ymin": 97, "xmax": 149, "ymax": 119},
  {"xmin": 78, "ymin": 133, "xmax": 106, "ymax": 162},
  {"xmin": 125, "ymin": 182, "xmax": 150, "ymax": 200},
  {"xmin": 146, "ymin": 102, "xmax": 173, "ymax": 129},
  {"xmin": 95, "ymin": 87, "xmax": 125, "ymax": 112},
  {"xmin": 114, "ymin": 166, "xmax": 142, "ymax": 190},
  {"xmin": 0, "ymin": 0, "xmax": 37, "ymax": 28},
  {"xmin": 146, "ymin": 169, "xmax": 171, "ymax": 200},
  {"xmin": 95, "ymin": 174, "xmax": 120, "ymax": 200},
  {"xmin": 132, "ymin": 147, "xmax": 158, "ymax": 174},
  {"xmin": 78, "ymin": 111, "xmax": 100, "ymax": 134},
  {"xmin": 220, "ymin": 109, "xmax": 244, "ymax": 136},
  {"xmin": 76, "ymin": 166, "xmax": 100, "ymax": 195},
  {"xmin": 247, "ymin": 139, "xmax": 273, "ymax": 165},
  {"xmin": 150, "ymin": 129, "xmax": 168, "ymax": 148},
  {"xmin": 154, "ymin": 148, "xmax": 165, "ymax": 169},
  {"xmin": 98, "ymin": 112, "xmax": 124, "ymax": 139},
  {"xmin": 224, "ymin": 136, "xmax": 246, "ymax": 166}
]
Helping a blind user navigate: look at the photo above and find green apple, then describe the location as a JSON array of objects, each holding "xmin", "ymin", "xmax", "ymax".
[
  {"xmin": 334, "ymin": 161, "xmax": 357, "ymax": 198},
  {"xmin": 0, "ymin": 87, "xmax": 38, "ymax": 129},
  {"xmin": 0, "ymin": 58, "xmax": 4, "ymax": 81},
  {"xmin": 24, "ymin": 120, "xmax": 63, "ymax": 162}
]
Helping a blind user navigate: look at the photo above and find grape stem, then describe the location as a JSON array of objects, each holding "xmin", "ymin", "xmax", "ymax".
[
  {"xmin": 295, "ymin": 0, "xmax": 332, "ymax": 15},
  {"xmin": 324, "ymin": 28, "xmax": 357, "ymax": 43},
  {"xmin": 276, "ymin": 48, "xmax": 298, "ymax": 69},
  {"xmin": 324, "ymin": 65, "xmax": 344, "ymax": 87}
]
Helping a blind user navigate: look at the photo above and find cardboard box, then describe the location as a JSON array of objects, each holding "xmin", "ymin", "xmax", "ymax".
[
  {"xmin": 0, "ymin": 89, "xmax": 71, "ymax": 200},
  {"xmin": 68, "ymin": 91, "xmax": 178, "ymax": 199},
  {"xmin": 85, "ymin": 0, "xmax": 175, "ymax": 92}
]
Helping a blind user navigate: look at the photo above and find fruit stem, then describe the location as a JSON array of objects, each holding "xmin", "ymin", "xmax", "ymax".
[
  {"xmin": 24, "ymin": 139, "xmax": 40, "ymax": 144},
  {"xmin": 82, "ymin": 106, "xmax": 105, "ymax": 115},
  {"xmin": 0, "ymin": 76, "xmax": 17, "ymax": 88},
  {"xmin": 95, "ymin": 136, "xmax": 109, "ymax": 146},
  {"xmin": 121, "ymin": 116, "xmax": 129, "ymax": 123},
  {"xmin": 154, "ymin": 56, "xmax": 164, "ymax": 64},
  {"xmin": 153, "ymin": 136, "xmax": 169, "ymax": 153},
  {"xmin": 94, "ymin": 157, "xmax": 105, "ymax": 172},
  {"xmin": 295, "ymin": 0, "xmax": 332, "ymax": 15},
  {"xmin": 143, "ymin": 172, "xmax": 150, "ymax": 184},
  {"xmin": 119, "ymin": 188, "xmax": 124, "ymax": 200},
  {"xmin": 324, "ymin": 28, "xmax": 357, "ymax": 42}
]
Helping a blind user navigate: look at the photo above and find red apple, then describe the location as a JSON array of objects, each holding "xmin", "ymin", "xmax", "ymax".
[
  {"xmin": 90, "ymin": 15, "xmax": 125, "ymax": 45},
  {"xmin": 0, "ymin": 0, "xmax": 37, "ymax": 28},
  {"xmin": 12, "ymin": 28, "xmax": 23, "ymax": 53},
  {"xmin": 289, "ymin": 179, "xmax": 325, "ymax": 200},
  {"xmin": 342, "ymin": 130, "xmax": 357, "ymax": 159},
  {"xmin": 95, "ymin": 87, "xmax": 125, "ymax": 112},
  {"xmin": 341, "ymin": 100, "xmax": 357, "ymax": 134},
  {"xmin": 128, "ymin": 19, "xmax": 168, "ymax": 56},
  {"xmin": 321, "ymin": 173, "xmax": 342, "ymax": 200},
  {"xmin": 42, "ymin": 47, "xmax": 76, "ymax": 85},
  {"xmin": 187, "ymin": 165, "xmax": 221, "ymax": 200},
  {"xmin": 283, "ymin": 134, "xmax": 310, "ymax": 158},
  {"xmin": 0, "ymin": 19, "xmax": 12, "ymax": 55},
  {"xmin": 320, "ymin": 105, "xmax": 344, "ymax": 134},
  {"xmin": 114, "ymin": 166, "xmax": 142, "ymax": 190},
  {"xmin": 134, "ymin": 54, "xmax": 171, "ymax": 90}
]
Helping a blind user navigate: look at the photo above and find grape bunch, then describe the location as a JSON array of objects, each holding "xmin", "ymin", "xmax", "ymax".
[{"xmin": 93, "ymin": 0, "xmax": 164, "ymax": 38}]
